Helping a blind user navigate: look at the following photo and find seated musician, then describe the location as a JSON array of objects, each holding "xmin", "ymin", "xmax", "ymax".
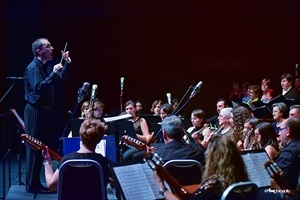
[
  {"xmin": 153, "ymin": 135, "xmax": 249, "ymax": 200},
  {"xmin": 42, "ymin": 119, "xmax": 114, "ymax": 192},
  {"xmin": 237, "ymin": 117, "xmax": 260, "ymax": 150},
  {"xmin": 122, "ymin": 100, "xmax": 153, "ymax": 161},
  {"xmin": 186, "ymin": 109, "xmax": 208, "ymax": 144},
  {"xmin": 259, "ymin": 117, "xmax": 300, "ymax": 200},
  {"xmin": 254, "ymin": 122, "xmax": 280, "ymax": 161},
  {"xmin": 195, "ymin": 107, "xmax": 234, "ymax": 149},
  {"xmin": 133, "ymin": 115, "xmax": 205, "ymax": 165}
]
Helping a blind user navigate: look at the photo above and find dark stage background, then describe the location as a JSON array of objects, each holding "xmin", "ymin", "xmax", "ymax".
[{"xmin": 1, "ymin": 0, "xmax": 300, "ymax": 155}]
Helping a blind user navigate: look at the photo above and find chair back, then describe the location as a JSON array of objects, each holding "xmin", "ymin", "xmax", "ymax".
[
  {"xmin": 163, "ymin": 159, "xmax": 203, "ymax": 186},
  {"xmin": 58, "ymin": 159, "xmax": 106, "ymax": 200},
  {"xmin": 220, "ymin": 181, "xmax": 259, "ymax": 200}
]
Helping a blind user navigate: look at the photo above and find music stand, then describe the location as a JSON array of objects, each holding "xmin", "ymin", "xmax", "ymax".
[
  {"xmin": 70, "ymin": 118, "xmax": 84, "ymax": 137},
  {"xmin": 106, "ymin": 119, "xmax": 137, "ymax": 162}
]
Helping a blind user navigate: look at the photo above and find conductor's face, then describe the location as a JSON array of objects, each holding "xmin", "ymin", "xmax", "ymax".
[{"xmin": 39, "ymin": 39, "xmax": 54, "ymax": 61}]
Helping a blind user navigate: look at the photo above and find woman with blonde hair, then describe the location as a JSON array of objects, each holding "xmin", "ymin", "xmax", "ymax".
[{"xmin": 154, "ymin": 135, "xmax": 249, "ymax": 200}]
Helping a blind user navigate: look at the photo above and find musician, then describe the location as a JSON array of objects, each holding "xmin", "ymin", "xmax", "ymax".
[
  {"xmin": 289, "ymin": 104, "xmax": 300, "ymax": 119},
  {"xmin": 134, "ymin": 115, "xmax": 205, "ymax": 165},
  {"xmin": 246, "ymin": 84, "xmax": 262, "ymax": 104},
  {"xmin": 79, "ymin": 101, "xmax": 90, "ymax": 119},
  {"xmin": 152, "ymin": 115, "xmax": 205, "ymax": 165},
  {"xmin": 271, "ymin": 102, "xmax": 289, "ymax": 136},
  {"xmin": 122, "ymin": 100, "xmax": 153, "ymax": 161},
  {"xmin": 206, "ymin": 98, "xmax": 230, "ymax": 127},
  {"xmin": 155, "ymin": 103, "xmax": 174, "ymax": 143},
  {"xmin": 253, "ymin": 122, "xmax": 280, "ymax": 161},
  {"xmin": 135, "ymin": 100, "xmax": 146, "ymax": 114},
  {"xmin": 260, "ymin": 78, "xmax": 273, "ymax": 102},
  {"xmin": 228, "ymin": 105, "xmax": 252, "ymax": 144},
  {"xmin": 150, "ymin": 100, "xmax": 163, "ymax": 116},
  {"xmin": 281, "ymin": 73, "xmax": 300, "ymax": 99},
  {"xmin": 188, "ymin": 109, "xmax": 210, "ymax": 144},
  {"xmin": 200, "ymin": 107, "xmax": 235, "ymax": 149},
  {"xmin": 24, "ymin": 38, "xmax": 71, "ymax": 193},
  {"xmin": 294, "ymin": 76, "xmax": 300, "ymax": 91},
  {"xmin": 259, "ymin": 117, "xmax": 300, "ymax": 200},
  {"xmin": 154, "ymin": 135, "xmax": 249, "ymax": 200},
  {"xmin": 42, "ymin": 119, "xmax": 113, "ymax": 192},
  {"xmin": 238, "ymin": 117, "xmax": 260, "ymax": 150}
]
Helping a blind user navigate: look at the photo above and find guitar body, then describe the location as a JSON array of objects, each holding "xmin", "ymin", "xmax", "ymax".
[{"xmin": 21, "ymin": 134, "xmax": 62, "ymax": 162}]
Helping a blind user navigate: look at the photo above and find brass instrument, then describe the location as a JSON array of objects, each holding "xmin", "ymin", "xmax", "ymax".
[{"xmin": 200, "ymin": 124, "xmax": 224, "ymax": 148}]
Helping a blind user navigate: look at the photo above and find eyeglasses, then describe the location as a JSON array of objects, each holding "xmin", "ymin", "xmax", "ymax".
[{"xmin": 279, "ymin": 127, "xmax": 288, "ymax": 131}]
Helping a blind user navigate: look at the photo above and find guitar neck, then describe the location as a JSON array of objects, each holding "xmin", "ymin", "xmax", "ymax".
[
  {"xmin": 48, "ymin": 148, "xmax": 62, "ymax": 162},
  {"xmin": 10, "ymin": 108, "xmax": 25, "ymax": 131},
  {"xmin": 21, "ymin": 134, "xmax": 62, "ymax": 162},
  {"xmin": 155, "ymin": 165, "xmax": 192, "ymax": 199}
]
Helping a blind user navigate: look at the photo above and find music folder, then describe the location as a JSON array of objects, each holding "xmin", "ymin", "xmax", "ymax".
[
  {"xmin": 241, "ymin": 149, "xmax": 271, "ymax": 188},
  {"xmin": 109, "ymin": 160, "xmax": 164, "ymax": 200}
]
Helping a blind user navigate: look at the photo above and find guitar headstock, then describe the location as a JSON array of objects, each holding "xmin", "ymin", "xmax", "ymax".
[
  {"xmin": 144, "ymin": 153, "xmax": 164, "ymax": 171},
  {"xmin": 122, "ymin": 135, "xmax": 147, "ymax": 150},
  {"xmin": 264, "ymin": 160, "xmax": 290, "ymax": 190},
  {"xmin": 21, "ymin": 134, "xmax": 46, "ymax": 151}
]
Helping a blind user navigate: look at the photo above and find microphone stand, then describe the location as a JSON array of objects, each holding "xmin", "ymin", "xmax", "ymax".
[
  {"xmin": 61, "ymin": 94, "xmax": 81, "ymax": 138},
  {"xmin": 120, "ymin": 90, "xmax": 123, "ymax": 113},
  {"xmin": 16, "ymin": 124, "xmax": 24, "ymax": 185},
  {"xmin": 151, "ymin": 85, "xmax": 194, "ymax": 142},
  {"xmin": 0, "ymin": 82, "xmax": 16, "ymax": 103},
  {"xmin": 171, "ymin": 85, "xmax": 193, "ymax": 116}
]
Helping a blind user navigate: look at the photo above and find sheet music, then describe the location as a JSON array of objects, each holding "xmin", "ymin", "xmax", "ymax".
[
  {"xmin": 95, "ymin": 140, "xmax": 106, "ymax": 156},
  {"xmin": 242, "ymin": 152, "xmax": 271, "ymax": 188},
  {"xmin": 113, "ymin": 163, "xmax": 163, "ymax": 200},
  {"xmin": 103, "ymin": 113, "xmax": 132, "ymax": 122}
]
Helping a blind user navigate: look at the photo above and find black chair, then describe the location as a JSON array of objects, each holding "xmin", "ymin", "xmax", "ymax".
[
  {"xmin": 58, "ymin": 159, "xmax": 106, "ymax": 200},
  {"xmin": 163, "ymin": 159, "xmax": 203, "ymax": 186},
  {"xmin": 220, "ymin": 181, "xmax": 259, "ymax": 200}
]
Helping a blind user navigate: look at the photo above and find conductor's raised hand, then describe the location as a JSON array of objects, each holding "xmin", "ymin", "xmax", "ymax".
[{"xmin": 61, "ymin": 50, "xmax": 71, "ymax": 63}]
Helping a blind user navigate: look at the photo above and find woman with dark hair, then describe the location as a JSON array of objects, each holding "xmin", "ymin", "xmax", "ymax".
[
  {"xmin": 229, "ymin": 105, "xmax": 252, "ymax": 144},
  {"xmin": 254, "ymin": 122, "xmax": 280, "ymax": 161}
]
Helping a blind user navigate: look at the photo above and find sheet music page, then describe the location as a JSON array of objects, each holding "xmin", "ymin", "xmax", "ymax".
[
  {"xmin": 95, "ymin": 140, "xmax": 106, "ymax": 156},
  {"xmin": 242, "ymin": 152, "xmax": 271, "ymax": 188},
  {"xmin": 103, "ymin": 113, "xmax": 132, "ymax": 122},
  {"xmin": 113, "ymin": 163, "xmax": 157, "ymax": 200},
  {"xmin": 141, "ymin": 163, "xmax": 164, "ymax": 199}
]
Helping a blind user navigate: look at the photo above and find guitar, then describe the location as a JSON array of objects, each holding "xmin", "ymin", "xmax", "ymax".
[
  {"xmin": 264, "ymin": 161, "xmax": 300, "ymax": 197},
  {"xmin": 145, "ymin": 153, "xmax": 193, "ymax": 199},
  {"xmin": 264, "ymin": 160, "xmax": 290, "ymax": 191},
  {"xmin": 10, "ymin": 108, "xmax": 25, "ymax": 131},
  {"xmin": 122, "ymin": 135, "xmax": 196, "ymax": 197},
  {"xmin": 21, "ymin": 134, "xmax": 62, "ymax": 162},
  {"xmin": 122, "ymin": 135, "xmax": 148, "ymax": 150}
]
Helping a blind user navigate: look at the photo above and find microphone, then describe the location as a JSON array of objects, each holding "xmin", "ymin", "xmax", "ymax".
[
  {"xmin": 166, "ymin": 93, "xmax": 171, "ymax": 104},
  {"xmin": 190, "ymin": 81, "xmax": 203, "ymax": 98},
  {"xmin": 91, "ymin": 84, "xmax": 98, "ymax": 100},
  {"xmin": 77, "ymin": 82, "xmax": 90, "ymax": 103},
  {"xmin": 6, "ymin": 77, "xmax": 24, "ymax": 80},
  {"xmin": 120, "ymin": 77, "xmax": 125, "ymax": 91}
]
